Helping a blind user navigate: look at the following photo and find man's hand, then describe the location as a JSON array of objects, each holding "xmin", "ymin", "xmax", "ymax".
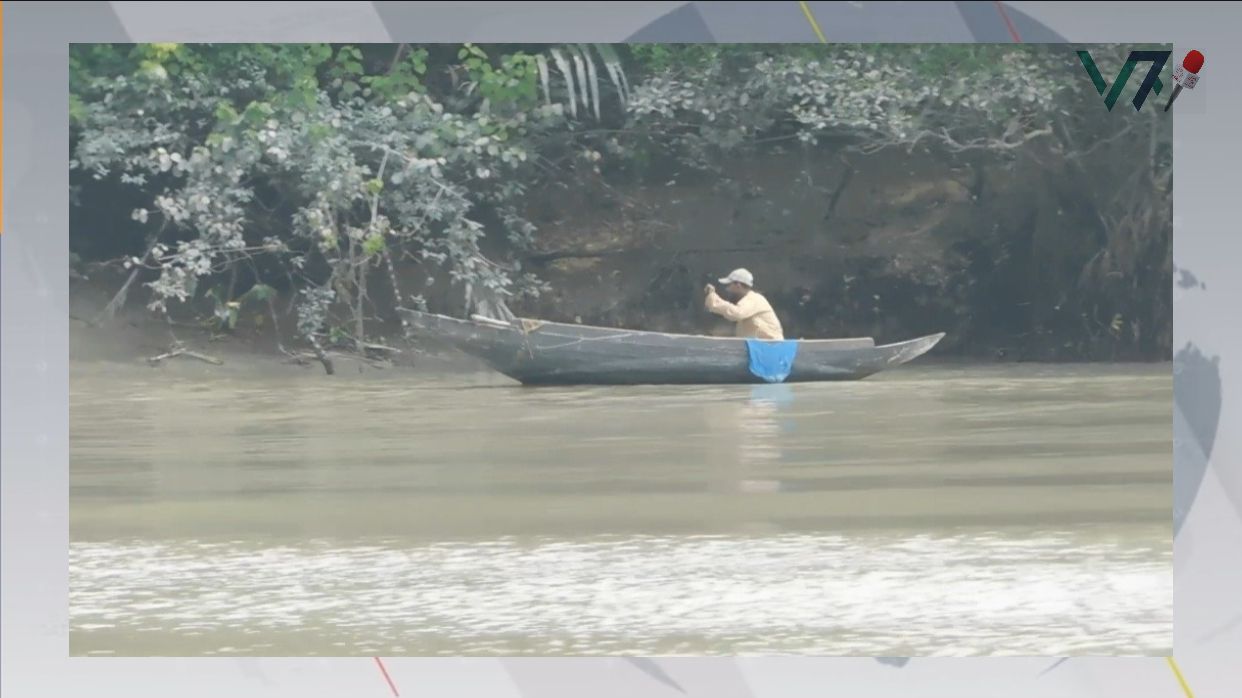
[{"xmin": 704, "ymin": 284, "xmax": 717, "ymax": 297}]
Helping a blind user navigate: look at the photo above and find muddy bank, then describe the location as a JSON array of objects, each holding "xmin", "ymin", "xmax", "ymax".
[{"xmin": 69, "ymin": 282, "xmax": 487, "ymax": 379}]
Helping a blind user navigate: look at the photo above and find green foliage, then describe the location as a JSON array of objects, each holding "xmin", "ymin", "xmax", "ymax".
[
  {"xmin": 362, "ymin": 233, "xmax": 386, "ymax": 257},
  {"xmin": 207, "ymin": 282, "xmax": 276, "ymax": 332},
  {"xmin": 363, "ymin": 47, "xmax": 428, "ymax": 101},
  {"xmin": 625, "ymin": 44, "xmax": 1069, "ymax": 161},
  {"xmin": 71, "ymin": 41, "xmax": 569, "ymax": 352}
]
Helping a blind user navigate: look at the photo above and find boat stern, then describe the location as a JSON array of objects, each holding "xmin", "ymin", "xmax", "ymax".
[
  {"xmin": 881, "ymin": 332, "xmax": 946, "ymax": 367},
  {"xmin": 397, "ymin": 308, "xmax": 532, "ymax": 377}
]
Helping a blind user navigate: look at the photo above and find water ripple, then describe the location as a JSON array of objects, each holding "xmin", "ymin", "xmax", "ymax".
[{"xmin": 71, "ymin": 531, "xmax": 1171, "ymax": 656}]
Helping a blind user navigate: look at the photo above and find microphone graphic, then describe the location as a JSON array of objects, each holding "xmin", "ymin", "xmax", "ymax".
[{"xmin": 1164, "ymin": 50, "xmax": 1204, "ymax": 112}]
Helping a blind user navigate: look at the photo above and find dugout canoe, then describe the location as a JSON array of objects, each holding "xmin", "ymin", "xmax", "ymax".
[{"xmin": 398, "ymin": 308, "xmax": 944, "ymax": 386}]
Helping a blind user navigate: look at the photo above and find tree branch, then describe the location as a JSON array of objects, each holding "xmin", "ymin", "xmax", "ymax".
[{"xmin": 96, "ymin": 219, "xmax": 169, "ymax": 324}]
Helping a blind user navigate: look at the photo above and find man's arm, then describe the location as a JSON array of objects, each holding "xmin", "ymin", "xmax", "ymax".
[{"xmin": 705, "ymin": 291, "xmax": 757, "ymax": 322}]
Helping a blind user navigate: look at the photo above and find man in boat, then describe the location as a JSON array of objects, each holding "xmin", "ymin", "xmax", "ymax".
[{"xmin": 704, "ymin": 268, "xmax": 785, "ymax": 340}]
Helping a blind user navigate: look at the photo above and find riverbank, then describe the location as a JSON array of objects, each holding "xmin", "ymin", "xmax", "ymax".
[
  {"xmin": 70, "ymin": 141, "xmax": 1174, "ymax": 366},
  {"xmin": 70, "ymin": 278, "xmax": 488, "ymax": 379},
  {"xmin": 70, "ymin": 276, "xmax": 1169, "ymax": 382}
]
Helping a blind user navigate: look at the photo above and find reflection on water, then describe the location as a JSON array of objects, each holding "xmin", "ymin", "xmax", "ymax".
[{"xmin": 70, "ymin": 363, "xmax": 1172, "ymax": 656}]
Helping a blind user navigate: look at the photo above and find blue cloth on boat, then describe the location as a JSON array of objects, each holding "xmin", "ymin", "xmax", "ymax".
[{"xmin": 745, "ymin": 339, "xmax": 799, "ymax": 383}]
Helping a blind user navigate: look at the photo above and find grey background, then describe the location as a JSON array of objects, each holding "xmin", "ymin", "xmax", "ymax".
[{"xmin": 3, "ymin": 1, "xmax": 1236, "ymax": 695}]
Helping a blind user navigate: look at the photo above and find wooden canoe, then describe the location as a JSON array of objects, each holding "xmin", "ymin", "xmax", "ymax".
[{"xmin": 398, "ymin": 308, "xmax": 944, "ymax": 386}]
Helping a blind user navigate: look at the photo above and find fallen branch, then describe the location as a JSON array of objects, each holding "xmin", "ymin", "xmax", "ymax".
[
  {"xmin": 147, "ymin": 342, "xmax": 224, "ymax": 367},
  {"xmin": 182, "ymin": 350, "xmax": 224, "ymax": 365}
]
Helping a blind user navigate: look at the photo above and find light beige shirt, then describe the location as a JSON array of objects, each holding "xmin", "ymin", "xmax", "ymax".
[{"xmin": 705, "ymin": 289, "xmax": 785, "ymax": 340}]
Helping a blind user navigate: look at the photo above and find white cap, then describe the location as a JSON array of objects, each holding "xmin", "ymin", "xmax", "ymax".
[{"xmin": 718, "ymin": 268, "xmax": 755, "ymax": 287}]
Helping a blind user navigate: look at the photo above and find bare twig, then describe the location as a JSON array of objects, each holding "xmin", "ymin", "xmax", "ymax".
[
  {"xmin": 99, "ymin": 268, "xmax": 142, "ymax": 321},
  {"xmin": 859, "ymin": 125, "xmax": 1054, "ymax": 156},
  {"xmin": 147, "ymin": 342, "xmax": 224, "ymax": 367},
  {"xmin": 824, "ymin": 160, "xmax": 856, "ymax": 225},
  {"xmin": 97, "ymin": 220, "xmax": 169, "ymax": 323},
  {"xmin": 388, "ymin": 43, "xmax": 409, "ymax": 74},
  {"xmin": 525, "ymin": 247, "xmax": 635, "ymax": 265},
  {"xmin": 147, "ymin": 349, "xmax": 183, "ymax": 364}
]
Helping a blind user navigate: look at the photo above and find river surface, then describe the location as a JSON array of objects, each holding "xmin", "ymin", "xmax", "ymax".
[{"xmin": 70, "ymin": 362, "xmax": 1171, "ymax": 656}]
